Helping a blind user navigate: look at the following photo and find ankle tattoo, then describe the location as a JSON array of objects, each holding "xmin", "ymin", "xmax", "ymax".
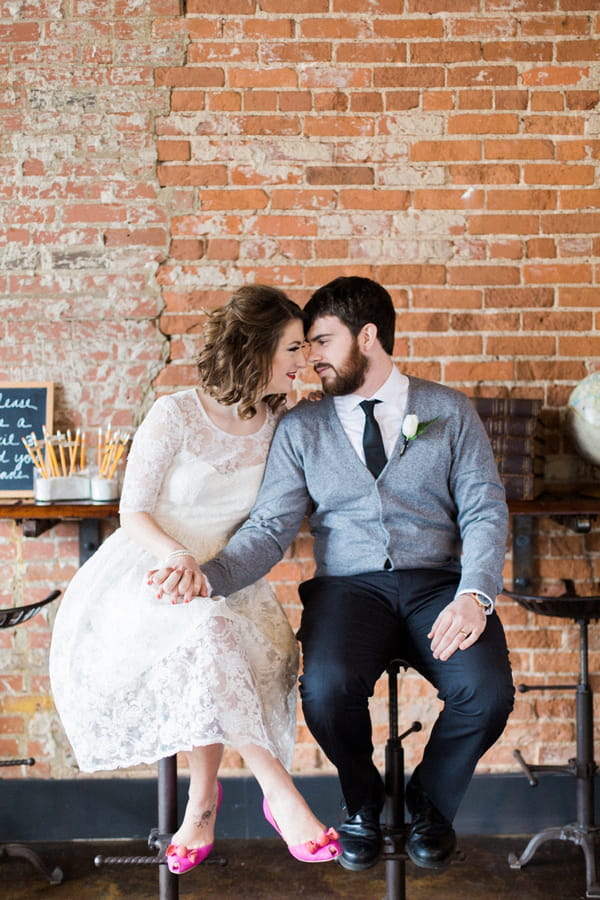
[{"xmin": 193, "ymin": 799, "xmax": 216, "ymax": 830}]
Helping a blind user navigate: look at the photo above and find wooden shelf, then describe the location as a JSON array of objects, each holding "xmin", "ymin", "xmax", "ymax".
[
  {"xmin": 0, "ymin": 499, "xmax": 119, "ymax": 564},
  {"xmin": 0, "ymin": 499, "xmax": 119, "ymax": 520}
]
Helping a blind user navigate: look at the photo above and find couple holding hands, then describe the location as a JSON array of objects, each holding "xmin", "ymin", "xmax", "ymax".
[{"xmin": 50, "ymin": 276, "xmax": 513, "ymax": 875}]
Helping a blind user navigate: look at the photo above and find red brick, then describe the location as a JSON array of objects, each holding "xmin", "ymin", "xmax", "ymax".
[
  {"xmin": 243, "ymin": 91, "xmax": 278, "ymax": 112},
  {"xmin": 483, "ymin": 41, "xmax": 553, "ymax": 62},
  {"xmin": 450, "ymin": 164, "xmax": 520, "ymax": 184},
  {"xmin": 233, "ymin": 67, "xmax": 295, "ymax": 92},
  {"xmin": 523, "ymin": 263, "xmax": 592, "ymax": 283},
  {"xmin": 520, "ymin": 15, "xmax": 591, "ymax": 37},
  {"xmin": 558, "ymin": 287, "xmax": 600, "ymax": 307},
  {"xmin": 412, "ymin": 288, "xmax": 482, "ymax": 309},
  {"xmin": 542, "ymin": 212, "xmax": 600, "ymax": 234},
  {"xmin": 306, "ymin": 166, "xmax": 373, "ymax": 185},
  {"xmin": 556, "ymin": 39, "xmax": 600, "ymax": 61},
  {"xmin": 374, "ymin": 18, "xmax": 443, "ymax": 39},
  {"xmin": 410, "ymin": 140, "xmax": 480, "ymax": 162},
  {"xmin": 469, "ymin": 214, "xmax": 539, "ymax": 235},
  {"xmin": 489, "ymin": 189, "xmax": 557, "ymax": 210},
  {"xmin": 169, "ymin": 238, "xmax": 205, "ymax": 260},
  {"xmin": 414, "ymin": 188, "xmax": 484, "ymax": 209},
  {"xmin": 375, "ymin": 66, "xmax": 445, "ymax": 88},
  {"xmin": 186, "ymin": 0, "xmax": 253, "ymax": 11},
  {"xmin": 171, "ymin": 90, "xmax": 206, "ymax": 111},
  {"xmin": 447, "ymin": 66, "xmax": 517, "ymax": 87},
  {"xmin": 524, "ymin": 164, "xmax": 595, "ymax": 185},
  {"xmin": 156, "ymin": 140, "xmax": 190, "ymax": 161},
  {"xmin": 154, "ymin": 67, "xmax": 224, "ymax": 87},
  {"xmin": 449, "ymin": 113, "xmax": 519, "ymax": 134},
  {"xmin": 485, "ymin": 138, "xmax": 554, "ymax": 159},
  {"xmin": 188, "ymin": 42, "xmax": 258, "ymax": 64},
  {"xmin": 448, "ymin": 266, "xmax": 520, "ymax": 285},
  {"xmin": 531, "ymin": 92, "xmax": 564, "ymax": 112},
  {"xmin": 157, "ymin": 164, "xmax": 227, "ymax": 186},
  {"xmin": 526, "ymin": 238, "xmax": 557, "ymax": 258},
  {"xmin": 524, "ymin": 114, "xmax": 586, "ymax": 135}
]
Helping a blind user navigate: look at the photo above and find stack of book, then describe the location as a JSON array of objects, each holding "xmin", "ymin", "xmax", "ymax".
[{"xmin": 471, "ymin": 397, "xmax": 545, "ymax": 500}]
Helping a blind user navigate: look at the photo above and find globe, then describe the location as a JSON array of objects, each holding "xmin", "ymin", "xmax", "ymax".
[{"xmin": 565, "ymin": 372, "xmax": 600, "ymax": 467}]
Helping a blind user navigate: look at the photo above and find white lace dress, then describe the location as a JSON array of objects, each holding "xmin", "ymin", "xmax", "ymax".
[{"xmin": 49, "ymin": 389, "xmax": 299, "ymax": 773}]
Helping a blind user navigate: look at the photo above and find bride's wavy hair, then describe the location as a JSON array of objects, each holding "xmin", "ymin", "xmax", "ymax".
[{"xmin": 197, "ymin": 284, "xmax": 305, "ymax": 420}]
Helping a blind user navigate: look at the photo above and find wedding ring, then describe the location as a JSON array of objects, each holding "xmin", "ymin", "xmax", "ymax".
[{"xmin": 459, "ymin": 630, "xmax": 469, "ymax": 638}]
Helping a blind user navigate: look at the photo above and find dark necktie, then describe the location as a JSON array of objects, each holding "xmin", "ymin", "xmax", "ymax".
[{"xmin": 359, "ymin": 399, "xmax": 386, "ymax": 478}]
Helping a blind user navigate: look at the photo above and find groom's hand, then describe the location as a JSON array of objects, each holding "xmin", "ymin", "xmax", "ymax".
[{"xmin": 428, "ymin": 593, "xmax": 487, "ymax": 661}]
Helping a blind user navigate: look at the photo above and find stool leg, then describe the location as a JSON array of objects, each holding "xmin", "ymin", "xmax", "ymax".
[
  {"xmin": 509, "ymin": 619, "xmax": 600, "ymax": 899},
  {"xmin": 158, "ymin": 755, "xmax": 178, "ymax": 900},
  {"xmin": 384, "ymin": 733, "xmax": 406, "ymax": 900},
  {"xmin": 382, "ymin": 662, "xmax": 422, "ymax": 900}
]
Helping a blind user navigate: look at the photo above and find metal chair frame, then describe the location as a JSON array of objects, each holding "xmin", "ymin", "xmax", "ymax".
[
  {"xmin": 506, "ymin": 585, "xmax": 600, "ymax": 900},
  {"xmin": 0, "ymin": 589, "xmax": 63, "ymax": 885}
]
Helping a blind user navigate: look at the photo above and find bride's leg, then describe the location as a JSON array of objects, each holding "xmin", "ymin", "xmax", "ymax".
[
  {"xmin": 240, "ymin": 743, "xmax": 332, "ymax": 848},
  {"xmin": 171, "ymin": 743, "xmax": 224, "ymax": 849}
]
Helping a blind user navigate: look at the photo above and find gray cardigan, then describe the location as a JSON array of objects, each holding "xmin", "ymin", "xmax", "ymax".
[{"xmin": 203, "ymin": 375, "xmax": 508, "ymax": 602}]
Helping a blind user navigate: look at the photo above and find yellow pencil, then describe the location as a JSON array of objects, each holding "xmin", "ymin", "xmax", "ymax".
[
  {"xmin": 107, "ymin": 443, "xmax": 126, "ymax": 480},
  {"xmin": 57, "ymin": 432, "xmax": 68, "ymax": 477},
  {"xmin": 69, "ymin": 429, "xmax": 80, "ymax": 476},
  {"xmin": 97, "ymin": 427, "xmax": 102, "ymax": 471},
  {"xmin": 28, "ymin": 434, "xmax": 49, "ymax": 478},
  {"xmin": 43, "ymin": 426, "xmax": 60, "ymax": 477},
  {"xmin": 22, "ymin": 437, "xmax": 47, "ymax": 478}
]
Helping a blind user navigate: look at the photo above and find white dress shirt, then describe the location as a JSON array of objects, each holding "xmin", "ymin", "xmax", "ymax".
[{"xmin": 333, "ymin": 366, "xmax": 408, "ymax": 464}]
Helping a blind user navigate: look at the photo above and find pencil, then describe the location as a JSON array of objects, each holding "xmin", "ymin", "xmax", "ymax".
[
  {"xmin": 69, "ymin": 429, "xmax": 80, "ymax": 476},
  {"xmin": 22, "ymin": 437, "xmax": 48, "ymax": 478}
]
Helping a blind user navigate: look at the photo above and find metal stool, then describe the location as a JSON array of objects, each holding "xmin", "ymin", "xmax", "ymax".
[
  {"xmin": 505, "ymin": 584, "xmax": 600, "ymax": 899},
  {"xmin": 381, "ymin": 659, "xmax": 422, "ymax": 900},
  {"xmin": 0, "ymin": 589, "xmax": 63, "ymax": 885},
  {"xmin": 95, "ymin": 754, "xmax": 227, "ymax": 900}
]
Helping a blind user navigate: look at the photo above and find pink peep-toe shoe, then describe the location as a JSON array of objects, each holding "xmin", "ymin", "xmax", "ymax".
[
  {"xmin": 166, "ymin": 781, "xmax": 223, "ymax": 875},
  {"xmin": 262, "ymin": 797, "xmax": 342, "ymax": 863}
]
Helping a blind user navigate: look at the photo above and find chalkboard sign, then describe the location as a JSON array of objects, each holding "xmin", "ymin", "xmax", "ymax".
[{"xmin": 0, "ymin": 382, "xmax": 54, "ymax": 497}]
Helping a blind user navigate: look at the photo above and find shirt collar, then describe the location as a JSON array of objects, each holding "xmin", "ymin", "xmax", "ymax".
[{"xmin": 334, "ymin": 367, "xmax": 408, "ymax": 415}]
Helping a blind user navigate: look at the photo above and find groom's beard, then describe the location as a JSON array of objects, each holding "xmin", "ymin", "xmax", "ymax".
[{"xmin": 317, "ymin": 340, "xmax": 369, "ymax": 396}]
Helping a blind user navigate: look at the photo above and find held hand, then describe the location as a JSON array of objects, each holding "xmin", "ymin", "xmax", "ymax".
[
  {"xmin": 146, "ymin": 555, "xmax": 209, "ymax": 605},
  {"xmin": 428, "ymin": 594, "xmax": 487, "ymax": 662}
]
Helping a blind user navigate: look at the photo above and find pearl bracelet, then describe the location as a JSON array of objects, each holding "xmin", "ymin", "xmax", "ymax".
[{"xmin": 164, "ymin": 549, "xmax": 194, "ymax": 564}]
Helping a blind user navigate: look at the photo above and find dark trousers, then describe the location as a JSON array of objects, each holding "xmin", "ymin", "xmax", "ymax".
[{"xmin": 298, "ymin": 568, "xmax": 514, "ymax": 822}]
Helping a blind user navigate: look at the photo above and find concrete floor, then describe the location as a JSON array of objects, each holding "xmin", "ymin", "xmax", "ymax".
[{"xmin": 0, "ymin": 836, "xmax": 592, "ymax": 900}]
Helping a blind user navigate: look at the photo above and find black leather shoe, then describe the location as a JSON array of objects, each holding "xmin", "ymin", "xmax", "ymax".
[
  {"xmin": 405, "ymin": 780, "xmax": 456, "ymax": 870},
  {"xmin": 337, "ymin": 807, "xmax": 382, "ymax": 871}
]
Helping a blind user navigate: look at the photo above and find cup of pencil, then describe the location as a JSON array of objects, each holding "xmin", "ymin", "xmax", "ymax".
[
  {"xmin": 89, "ymin": 426, "xmax": 131, "ymax": 502},
  {"xmin": 24, "ymin": 428, "xmax": 90, "ymax": 502}
]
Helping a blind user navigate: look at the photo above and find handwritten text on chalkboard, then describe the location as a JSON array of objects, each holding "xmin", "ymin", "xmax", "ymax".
[{"xmin": 0, "ymin": 383, "xmax": 54, "ymax": 497}]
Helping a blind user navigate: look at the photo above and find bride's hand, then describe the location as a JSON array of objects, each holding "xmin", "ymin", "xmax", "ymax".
[{"xmin": 147, "ymin": 557, "xmax": 209, "ymax": 605}]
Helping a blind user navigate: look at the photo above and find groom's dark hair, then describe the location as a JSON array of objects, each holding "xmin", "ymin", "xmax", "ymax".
[{"xmin": 304, "ymin": 276, "xmax": 396, "ymax": 355}]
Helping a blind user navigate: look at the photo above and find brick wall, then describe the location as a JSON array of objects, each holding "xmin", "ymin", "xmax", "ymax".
[{"xmin": 1, "ymin": 1, "xmax": 599, "ymax": 785}]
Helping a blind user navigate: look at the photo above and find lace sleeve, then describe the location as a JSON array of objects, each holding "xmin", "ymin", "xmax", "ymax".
[{"xmin": 119, "ymin": 396, "xmax": 183, "ymax": 514}]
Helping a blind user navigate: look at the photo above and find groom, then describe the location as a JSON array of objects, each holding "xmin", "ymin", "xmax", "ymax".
[{"xmin": 201, "ymin": 276, "xmax": 514, "ymax": 872}]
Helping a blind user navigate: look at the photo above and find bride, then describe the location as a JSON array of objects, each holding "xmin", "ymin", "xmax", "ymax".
[{"xmin": 49, "ymin": 284, "xmax": 341, "ymax": 873}]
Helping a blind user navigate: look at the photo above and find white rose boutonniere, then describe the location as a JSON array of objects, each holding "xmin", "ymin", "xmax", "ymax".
[{"xmin": 399, "ymin": 414, "xmax": 440, "ymax": 456}]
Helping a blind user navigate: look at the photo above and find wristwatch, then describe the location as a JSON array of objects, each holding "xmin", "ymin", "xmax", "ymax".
[{"xmin": 471, "ymin": 592, "xmax": 492, "ymax": 611}]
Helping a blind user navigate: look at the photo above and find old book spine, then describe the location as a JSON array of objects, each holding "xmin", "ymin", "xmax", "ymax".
[
  {"xmin": 479, "ymin": 416, "xmax": 539, "ymax": 437},
  {"xmin": 488, "ymin": 434, "xmax": 543, "ymax": 456},
  {"xmin": 495, "ymin": 455, "xmax": 545, "ymax": 475},
  {"xmin": 500, "ymin": 473, "xmax": 544, "ymax": 500},
  {"xmin": 472, "ymin": 397, "xmax": 543, "ymax": 417}
]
